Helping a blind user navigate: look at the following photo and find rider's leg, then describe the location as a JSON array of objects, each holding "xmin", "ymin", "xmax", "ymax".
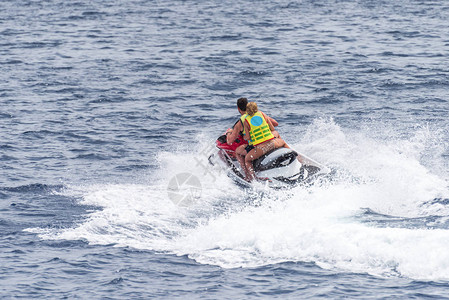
[
  {"xmin": 245, "ymin": 140, "xmax": 275, "ymax": 181},
  {"xmin": 272, "ymin": 132, "xmax": 290, "ymax": 149},
  {"xmin": 273, "ymin": 137, "xmax": 289, "ymax": 149},
  {"xmin": 273, "ymin": 137, "xmax": 306, "ymax": 163},
  {"xmin": 235, "ymin": 144, "xmax": 248, "ymax": 178}
]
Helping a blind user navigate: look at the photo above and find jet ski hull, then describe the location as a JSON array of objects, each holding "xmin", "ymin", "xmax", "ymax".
[{"xmin": 210, "ymin": 134, "xmax": 330, "ymax": 188}]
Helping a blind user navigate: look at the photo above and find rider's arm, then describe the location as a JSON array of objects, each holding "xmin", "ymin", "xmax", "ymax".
[
  {"xmin": 226, "ymin": 121, "xmax": 242, "ymax": 145},
  {"xmin": 262, "ymin": 112, "xmax": 275, "ymax": 132},
  {"xmin": 243, "ymin": 120, "xmax": 250, "ymax": 140},
  {"xmin": 268, "ymin": 117, "xmax": 278, "ymax": 127}
]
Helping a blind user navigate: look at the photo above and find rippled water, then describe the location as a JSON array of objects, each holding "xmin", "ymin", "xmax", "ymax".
[{"xmin": 1, "ymin": 0, "xmax": 449, "ymax": 298}]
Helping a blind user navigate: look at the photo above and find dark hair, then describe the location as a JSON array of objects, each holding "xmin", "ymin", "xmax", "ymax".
[{"xmin": 237, "ymin": 97, "xmax": 248, "ymax": 111}]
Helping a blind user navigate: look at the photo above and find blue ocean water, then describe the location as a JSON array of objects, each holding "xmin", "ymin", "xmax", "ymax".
[{"xmin": 1, "ymin": 0, "xmax": 449, "ymax": 298}]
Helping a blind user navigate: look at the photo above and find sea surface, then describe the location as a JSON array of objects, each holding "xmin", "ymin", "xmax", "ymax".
[{"xmin": 1, "ymin": 0, "xmax": 449, "ymax": 298}]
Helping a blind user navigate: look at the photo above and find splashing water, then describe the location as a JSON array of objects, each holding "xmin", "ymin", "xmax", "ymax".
[{"xmin": 27, "ymin": 119, "xmax": 449, "ymax": 280}]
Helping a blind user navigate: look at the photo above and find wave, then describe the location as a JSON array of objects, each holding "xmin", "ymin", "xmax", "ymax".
[
  {"xmin": 25, "ymin": 118, "xmax": 449, "ymax": 280},
  {"xmin": 1, "ymin": 183, "xmax": 65, "ymax": 194}
]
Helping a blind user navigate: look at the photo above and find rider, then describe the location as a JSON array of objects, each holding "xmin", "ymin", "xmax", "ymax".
[
  {"xmin": 243, "ymin": 102, "xmax": 288, "ymax": 182},
  {"xmin": 226, "ymin": 97, "xmax": 280, "ymax": 178}
]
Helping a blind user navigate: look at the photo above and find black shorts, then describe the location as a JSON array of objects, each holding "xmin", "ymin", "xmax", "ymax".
[{"xmin": 245, "ymin": 145, "xmax": 255, "ymax": 153}]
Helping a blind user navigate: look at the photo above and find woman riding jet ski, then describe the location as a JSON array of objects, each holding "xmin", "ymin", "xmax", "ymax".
[
  {"xmin": 209, "ymin": 101, "xmax": 329, "ymax": 188},
  {"xmin": 241, "ymin": 102, "xmax": 290, "ymax": 181}
]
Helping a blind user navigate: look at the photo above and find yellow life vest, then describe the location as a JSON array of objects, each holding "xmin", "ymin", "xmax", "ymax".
[
  {"xmin": 239, "ymin": 113, "xmax": 247, "ymax": 136},
  {"xmin": 245, "ymin": 111, "xmax": 274, "ymax": 146}
]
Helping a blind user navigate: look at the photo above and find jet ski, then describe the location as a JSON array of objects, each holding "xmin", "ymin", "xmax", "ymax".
[{"xmin": 208, "ymin": 131, "xmax": 330, "ymax": 188}]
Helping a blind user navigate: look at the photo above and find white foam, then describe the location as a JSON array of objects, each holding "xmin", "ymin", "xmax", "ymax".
[{"xmin": 26, "ymin": 119, "xmax": 449, "ymax": 280}]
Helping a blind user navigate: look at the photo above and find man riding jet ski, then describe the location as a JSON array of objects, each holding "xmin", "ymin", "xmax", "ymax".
[
  {"xmin": 225, "ymin": 97, "xmax": 283, "ymax": 181},
  {"xmin": 209, "ymin": 98, "xmax": 329, "ymax": 188}
]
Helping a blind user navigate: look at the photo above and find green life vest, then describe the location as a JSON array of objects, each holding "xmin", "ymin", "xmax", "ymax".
[{"xmin": 245, "ymin": 111, "xmax": 274, "ymax": 146}]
